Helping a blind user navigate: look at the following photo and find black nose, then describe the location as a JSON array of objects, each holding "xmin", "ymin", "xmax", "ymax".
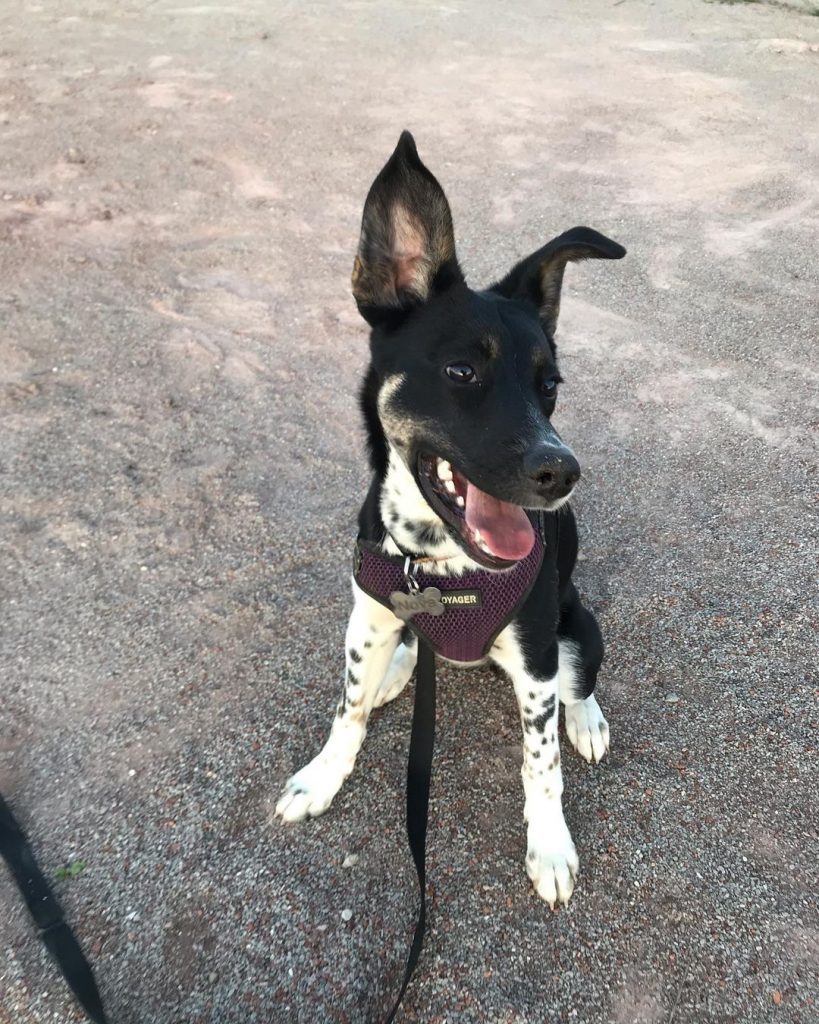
[{"xmin": 525, "ymin": 447, "xmax": 581, "ymax": 497}]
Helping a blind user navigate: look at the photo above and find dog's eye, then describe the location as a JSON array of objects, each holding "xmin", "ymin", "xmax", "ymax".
[
  {"xmin": 445, "ymin": 363, "xmax": 477, "ymax": 383},
  {"xmin": 541, "ymin": 377, "xmax": 560, "ymax": 398}
]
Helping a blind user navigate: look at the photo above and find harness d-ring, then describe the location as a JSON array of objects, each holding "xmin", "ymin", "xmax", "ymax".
[{"xmin": 402, "ymin": 555, "xmax": 421, "ymax": 593}]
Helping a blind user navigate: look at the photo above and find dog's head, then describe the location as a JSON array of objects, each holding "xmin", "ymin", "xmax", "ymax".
[{"xmin": 354, "ymin": 131, "xmax": 625, "ymax": 569}]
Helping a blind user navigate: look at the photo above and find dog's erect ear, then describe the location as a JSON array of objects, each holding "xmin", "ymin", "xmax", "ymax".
[
  {"xmin": 491, "ymin": 227, "xmax": 626, "ymax": 337},
  {"xmin": 352, "ymin": 131, "xmax": 462, "ymax": 325}
]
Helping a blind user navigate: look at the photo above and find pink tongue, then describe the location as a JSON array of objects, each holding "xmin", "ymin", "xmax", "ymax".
[{"xmin": 464, "ymin": 481, "xmax": 535, "ymax": 561}]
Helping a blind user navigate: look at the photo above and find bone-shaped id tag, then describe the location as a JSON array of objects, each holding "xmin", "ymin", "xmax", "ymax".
[
  {"xmin": 389, "ymin": 556, "xmax": 446, "ymax": 621},
  {"xmin": 389, "ymin": 586, "xmax": 445, "ymax": 621}
]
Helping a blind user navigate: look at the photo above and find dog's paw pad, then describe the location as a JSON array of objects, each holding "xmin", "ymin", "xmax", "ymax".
[
  {"xmin": 275, "ymin": 761, "xmax": 342, "ymax": 822},
  {"xmin": 526, "ymin": 827, "xmax": 579, "ymax": 909},
  {"xmin": 565, "ymin": 695, "xmax": 610, "ymax": 764}
]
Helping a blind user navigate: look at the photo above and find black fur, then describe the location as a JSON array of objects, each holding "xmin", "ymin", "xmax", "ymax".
[{"xmin": 353, "ymin": 132, "xmax": 624, "ymax": 685}]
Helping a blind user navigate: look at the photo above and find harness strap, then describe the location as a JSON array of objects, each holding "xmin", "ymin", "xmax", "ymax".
[
  {"xmin": 384, "ymin": 638, "xmax": 436, "ymax": 1022},
  {"xmin": 0, "ymin": 793, "xmax": 109, "ymax": 1024},
  {"xmin": 354, "ymin": 528, "xmax": 545, "ymax": 664}
]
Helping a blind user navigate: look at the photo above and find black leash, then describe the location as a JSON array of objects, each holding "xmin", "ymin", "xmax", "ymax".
[
  {"xmin": 384, "ymin": 637, "xmax": 436, "ymax": 1022},
  {"xmin": 1, "ymin": 519, "xmax": 555, "ymax": 1022},
  {"xmin": 383, "ymin": 514, "xmax": 556, "ymax": 1019},
  {"xmin": 0, "ymin": 643, "xmax": 438, "ymax": 1024},
  {"xmin": 0, "ymin": 793, "xmax": 109, "ymax": 1023}
]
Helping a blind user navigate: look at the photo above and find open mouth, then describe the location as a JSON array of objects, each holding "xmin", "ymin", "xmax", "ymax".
[{"xmin": 416, "ymin": 453, "xmax": 536, "ymax": 569}]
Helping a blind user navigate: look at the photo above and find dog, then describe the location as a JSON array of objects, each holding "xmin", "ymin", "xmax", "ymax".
[{"xmin": 276, "ymin": 131, "xmax": 625, "ymax": 908}]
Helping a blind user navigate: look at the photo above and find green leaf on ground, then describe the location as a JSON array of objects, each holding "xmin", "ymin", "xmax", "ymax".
[{"xmin": 55, "ymin": 860, "xmax": 86, "ymax": 881}]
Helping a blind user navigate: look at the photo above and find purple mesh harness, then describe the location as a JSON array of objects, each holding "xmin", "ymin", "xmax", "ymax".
[{"xmin": 353, "ymin": 520, "xmax": 547, "ymax": 663}]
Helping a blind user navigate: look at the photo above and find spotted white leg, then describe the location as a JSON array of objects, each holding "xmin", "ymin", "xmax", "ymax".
[
  {"xmin": 275, "ymin": 582, "xmax": 403, "ymax": 821},
  {"xmin": 373, "ymin": 635, "xmax": 417, "ymax": 708},
  {"xmin": 492, "ymin": 627, "xmax": 579, "ymax": 908},
  {"xmin": 558, "ymin": 639, "xmax": 610, "ymax": 764}
]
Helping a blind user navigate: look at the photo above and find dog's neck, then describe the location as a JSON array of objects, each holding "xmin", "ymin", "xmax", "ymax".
[{"xmin": 378, "ymin": 445, "xmax": 480, "ymax": 576}]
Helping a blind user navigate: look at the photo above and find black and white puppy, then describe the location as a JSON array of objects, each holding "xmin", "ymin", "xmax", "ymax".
[{"xmin": 276, "ymin": 132, "xmax": 625, "ymax": 908}]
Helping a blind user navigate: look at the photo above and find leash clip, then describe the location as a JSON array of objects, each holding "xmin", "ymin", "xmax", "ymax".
[{"xmin": 403, "ymin": 556, "xmax": 421, "ymax": 593}]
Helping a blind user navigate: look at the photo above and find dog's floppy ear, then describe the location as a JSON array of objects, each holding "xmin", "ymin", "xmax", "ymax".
[
  {"xmin": 352, "ymin": 130, "xmax": 462, "ymax": 325},
  {"xmin": 491, "ymin": 227, "xmax": 626, "ymax": 337}
]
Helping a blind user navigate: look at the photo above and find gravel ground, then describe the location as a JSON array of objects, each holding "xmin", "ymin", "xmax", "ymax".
[{"xmin": 1, "ymin": 1, "xmax": 817, "ymax": 1022}]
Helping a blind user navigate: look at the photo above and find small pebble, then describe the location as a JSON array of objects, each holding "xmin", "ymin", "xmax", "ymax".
[
  {"xmin": 664, "ymin": 693, "xmax": 680, "ymax": 704},
  {"xmin": 208, "ymin": 971, "xmax": 218, "ymax": 984},
  {"xmin": 340, "ymin": 908, "xmax": 353, "ymax": 922},
  {"xmin": 342, "ymin": 853, "xmax": 359, "ymax": 868},
  {"xmin": 65, "ymin": 147, "xmax": 86, "ymax": 164}
]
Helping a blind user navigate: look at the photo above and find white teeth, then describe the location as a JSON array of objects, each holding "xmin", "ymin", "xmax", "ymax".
[
  {"xmin": 474, "ymin": 528, "xmax": 482, "ymax": 541},
  {"xmin": 445, "ymin": 480, "xmax": 457, "ymax": 494},
  {"xmin": 455, "ymin": 495, "xmax": 465, "ymax": 508},
  {"xmin": 436, "ymin": 460, "xmax": 453, "ymax": 482}
]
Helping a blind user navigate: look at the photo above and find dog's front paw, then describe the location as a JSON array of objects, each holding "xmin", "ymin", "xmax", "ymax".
[
  {"xmin": 564, "ymin": 694, "xmax": 610, "ymax": 764},
  {"xmin": 275, "ymin": 758, "xmax": 344, "ymax": 822},
  {"xmin": 526, "ymin": 821, "xmax": 579, "ymax": 909}
]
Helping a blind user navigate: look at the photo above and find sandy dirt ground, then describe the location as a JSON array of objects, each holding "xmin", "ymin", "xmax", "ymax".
[{"xmin": 1, "ymin": 1, "xmax": 817, "ymax": 1022}]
